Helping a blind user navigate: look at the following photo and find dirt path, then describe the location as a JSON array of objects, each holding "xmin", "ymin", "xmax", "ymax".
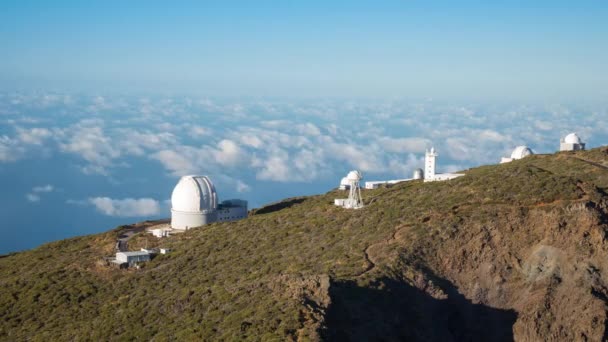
[
  {"xmin": 354, "ymin": 223, "xmax": 412, "ymax": 278},
  {"xmin": 569, "ymin": 156, "xmax": 608, "ymax": 171}
]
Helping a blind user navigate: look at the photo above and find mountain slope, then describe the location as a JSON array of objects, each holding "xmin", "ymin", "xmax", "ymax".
[{"xmin": 2, "ymin": 147, "xmax": 608, "ymax": 341}]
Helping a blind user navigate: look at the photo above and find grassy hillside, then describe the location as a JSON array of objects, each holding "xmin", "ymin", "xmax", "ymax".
[{"xmin": 2, "ymin": 147, "xmax": 608, "ymax": 341}]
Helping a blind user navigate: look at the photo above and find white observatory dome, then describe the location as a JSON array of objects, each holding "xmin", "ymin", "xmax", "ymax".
[
  {"xmin": 171, "ymin": 175, "xmax": 218, "ymax": 213},
  {"xmin": 346, "ymin": 170, "xmax": 362, "ymax": 181},
  {"xmin": 413, "ymin": 168, "xmax": 424, "ymax": 180},
  {"xmin": 564, "ymin": 133, "xmax": 582, "ymax": 144},
  {"xmin": 510, "ymin": 146, "xmax": 533, "ymax": 160},
  {"xmin": 340, "ymin": 177, "xmax": 350, "ymax": 186}
]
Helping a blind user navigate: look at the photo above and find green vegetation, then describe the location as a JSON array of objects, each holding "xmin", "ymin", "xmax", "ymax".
[{"xmin": 1, "ymin": 147, "xmax": 608, "ymax": 341}]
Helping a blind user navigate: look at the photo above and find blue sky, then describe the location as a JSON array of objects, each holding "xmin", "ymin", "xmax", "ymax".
[
  {"xmin": 1, "ymin": 2, "xmax": 608, "ymax": 253},
  {"xmin": 1, "ymin": 1, "xmax": 607, "ymax": 99}
]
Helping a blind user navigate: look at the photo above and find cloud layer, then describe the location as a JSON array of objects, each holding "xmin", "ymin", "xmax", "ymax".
[
  {"xmin": 2, "ymin": 92, "xmax": 608, "ymax": 196},
  {"xmin": 87, "ymin": 197, "xmax": 161, "ymax": 217}
]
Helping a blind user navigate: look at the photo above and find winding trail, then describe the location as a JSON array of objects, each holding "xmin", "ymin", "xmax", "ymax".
[
  {"xmin": 354, "ymin": 223, "xmax": 412, "ymax": 278},
  {"xmin": 569, "ymin": 156, "xmax": 608, "ymax": 171}
]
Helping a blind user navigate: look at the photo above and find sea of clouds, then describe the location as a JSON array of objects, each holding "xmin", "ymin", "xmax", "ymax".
[{"xmin": 0, "ymin": 92, "xmax": 606, "ymax": 253}]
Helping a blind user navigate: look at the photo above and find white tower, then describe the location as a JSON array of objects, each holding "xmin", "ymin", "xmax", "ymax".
[
  {"xmin": 335, "ymin": 170, "xmax": 364, "ymax": 209},
  {"xmin": 425, "ymin": 147, "xmax": 437, "ymax": 182}
]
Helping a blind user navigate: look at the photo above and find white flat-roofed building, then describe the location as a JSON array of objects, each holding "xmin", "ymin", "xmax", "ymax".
[
  {"xmin": 365, "ymin": 179, "xmax": 412, "ymax": 189},
  {"xmin": 115, "ymin": 251, "xmax": 151, "ymax": 266},
  {"xmin": 217, "ymin": 199, "xmax": 248, "ymax": 222},
  {"xmin": 364, "ymin": 168, "xmax": 425, "ymax": 189}
]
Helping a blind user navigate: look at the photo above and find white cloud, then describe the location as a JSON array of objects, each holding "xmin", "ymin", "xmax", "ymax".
[
  {"xmin": 25, "ymin": 193, "xmax": 40, "ymax": 202},
  {"xmin": 87, "ymin": 197, "xmax": 161, "ymax": 217},
  {"xmin": 152, "ymin": 148, "xmax": 198, "ymax": 176},
  {"xmin": 255, "ymin": 155, "xmax": 292, "ymax": 182},
  {"xmin": 16, "ymin": 127, "xmax": 52, "ymax": 145},
  {"xmin": 236, "ymin": 180, "xmax": 251, "ymax": 192},
  {"xmin": 296, "ymin": 123, "xmax": 321, "ymax": 136},
  {"xmin": 324, "ymin": 140, "xmax": 385, "ymax": 173},
  {"xmin": 239, "ymin": 134, "xmax": 264, "ymax": 148},
  {"xmin": 59, "ymin": 124, "xmax": 120, "ymax": 175},
  {"xmin": 32, "ymin": 184, "xmax": 54, "ymax": 193},
  {"xmin": 377, "ymin": 137, "xmax": 430, "ymax": 153},
  {"xmin": 188, "ymin": 125, "xmax": 211, "ymax": 138},
  {"xmin": 25, "ymin": 184, "xmax": 55, "ymax": 203},
  {"xmin": 0, "ymin": 136, "xmax": 21, "ymax": 162},
  {"xmin": 212, "ymin": 139, "xmax": 246, "ymax": 166}
]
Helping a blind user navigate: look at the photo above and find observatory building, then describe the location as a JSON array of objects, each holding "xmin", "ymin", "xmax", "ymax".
[
  {"xmin": 560, "ymin": 133, "xmax": 585, "ymax": 151},
  {"xmin": 335, "ymin": 170, "xmax": 364, "ymax": 209},
  {"xmin": 171, "ymin": 175, "xmax": 247, "ymax": 230},
  {"xmin": 364, "ymin": 168, "xmax": 424, "ymax": 189},
  {"xmin": 423, "ymin": 147, "xmax": 464, "ymax": 182},
  {"xmin": 500, "ymin": 145, "xmax": 534, "ymax": 164},
  {"xmin": 339, "ymin": 176, "xmax": 351, "ymax": 190}
]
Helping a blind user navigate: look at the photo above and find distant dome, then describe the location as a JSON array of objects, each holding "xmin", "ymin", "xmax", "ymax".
[
  {"xmin": 564, "ymin": 133, "xmax": 582, "ymax": 144},
  {"xmin": 413, "ymin": 168, "xmax": 424, "ymax": 180},
  {"xmin": 340, "ymin": 177, "xmax": 350, "ymax": 186},
  {"xmin": 510, "ymin": 146, "xmax": 533, "ymax": 160},
  {"xmin": 171, "ymin": 175, "xmax": 218, "ymax": 213},
  {"xmin": 346, "ymin": 170, "xmax": 362, "ymax": 181}
]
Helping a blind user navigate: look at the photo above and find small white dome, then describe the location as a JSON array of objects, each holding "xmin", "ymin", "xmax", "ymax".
[
  {"xmin": 340, "ymin": 177, "xmax": 350, "ymax": 186},
  {"xmin": 413, "ymin": 168, "xmax": 424, "ymax": 180},
  {"xmin": 171, "ymin": 175, "xmax": 218, "ymax": 213},
  {"xmin": 346, "ymin": 170, "xmax": 362, "ymax": 181},
  {"xmin": 564, "ymin": 133, "xmax": 582, "ymax": 144},
  {"xmin": 510, "ymin": 146, "xmax": 533, "ymax": 160}
]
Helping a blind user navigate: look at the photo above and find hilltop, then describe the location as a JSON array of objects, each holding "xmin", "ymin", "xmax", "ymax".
[{"xmin": 2, "ymin": 147, "xmax": 608, "ymax": 341}]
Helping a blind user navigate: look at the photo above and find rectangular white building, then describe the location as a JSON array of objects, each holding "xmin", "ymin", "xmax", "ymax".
[{"xmin": 116, "ymin": 251, "xmax": 151, "ymax": 265}]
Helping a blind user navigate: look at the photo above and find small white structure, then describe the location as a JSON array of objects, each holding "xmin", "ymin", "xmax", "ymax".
[
  {"xmin": 160, "ymin": 248, "xmax": 171, "ymax": 255},
  {"xmin": 365, "ymin": 179, "xmax": 407, "ymax": 189},
  {"xmin": 115, "ymin": 251, "xmax": 151, "ymax": 266},
  {"xmin": 500, "ymin": 145, "xmax": 534, "ymax": 164},
  {"xmin": 151, "ymin": 228, "xmax": 170, "ymax": 238},
  {"xmin": 339, "ymin": 177, "xmax": 351, "ymax": 190},
  {"xmin": 560, "ymin": 133, "xmax": 585, "ymax": 151},
  {"xmin": 335, "ymin": 170, "xmax": 364, "ymax": 209},
  {"xmin": 365, "ymin": 168, "xmax": 424, "ymax": 189},
  {"xmin": 171, "ymin": 175, "xmax": 247, "ymax": 230},
  {"xmin": 424, "ymin": 147, "xmax": 464, "ymax": 182}
]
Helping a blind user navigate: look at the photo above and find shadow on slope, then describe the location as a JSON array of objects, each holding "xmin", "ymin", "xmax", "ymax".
[
  {"xmin": 322, "ymin": 275, "xmax": 517, "ymax": 342},
  {"xmin": 251, "ymin": 197, "xmax": 307, "ymax": 215}
]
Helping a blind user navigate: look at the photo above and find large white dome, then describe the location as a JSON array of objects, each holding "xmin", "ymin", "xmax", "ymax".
[
  {"xmin": 564, "ymin": 133, "xmax": 582, "ymax": 144},
  {"xmin": 346, "ymin": 170, "xmax": 362, "ymax": 181},
  {"xmin": 171, "ymin": 175, "xmax": 218, "ymax": 213},
  {"xmin": 511, "ymin": 146, "xmax": 533, "ymax": 160}
]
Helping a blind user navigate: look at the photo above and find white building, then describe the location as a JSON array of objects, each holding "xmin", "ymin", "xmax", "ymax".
[
  {"xmin": 151, "ymin": 228, "xmax": 170, "ymax": 238},
  {"xmin": 424, "ymin": 147, "xmax": 464, "ymax": 182},
  {"xmin": 500, "ymin": 145, "xmax": 534, "ymax": 164},
  {"xmin": 335, "ymin": 170, "xmax": 364, "ymax": 209},
  {"xmin": 364, "ymin": 168, "xmax": 424, "ymax": 189},
  {"xmin": 115, "ymin": 251, "xmax": 151, "ymax": 266},
  {"xmin": 171, "ymin": 175, "xmax": 247, "ymax": 230},
  {"xmin": 560, "ymin": 133, "xmax": 585, "ymax": 151}
]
